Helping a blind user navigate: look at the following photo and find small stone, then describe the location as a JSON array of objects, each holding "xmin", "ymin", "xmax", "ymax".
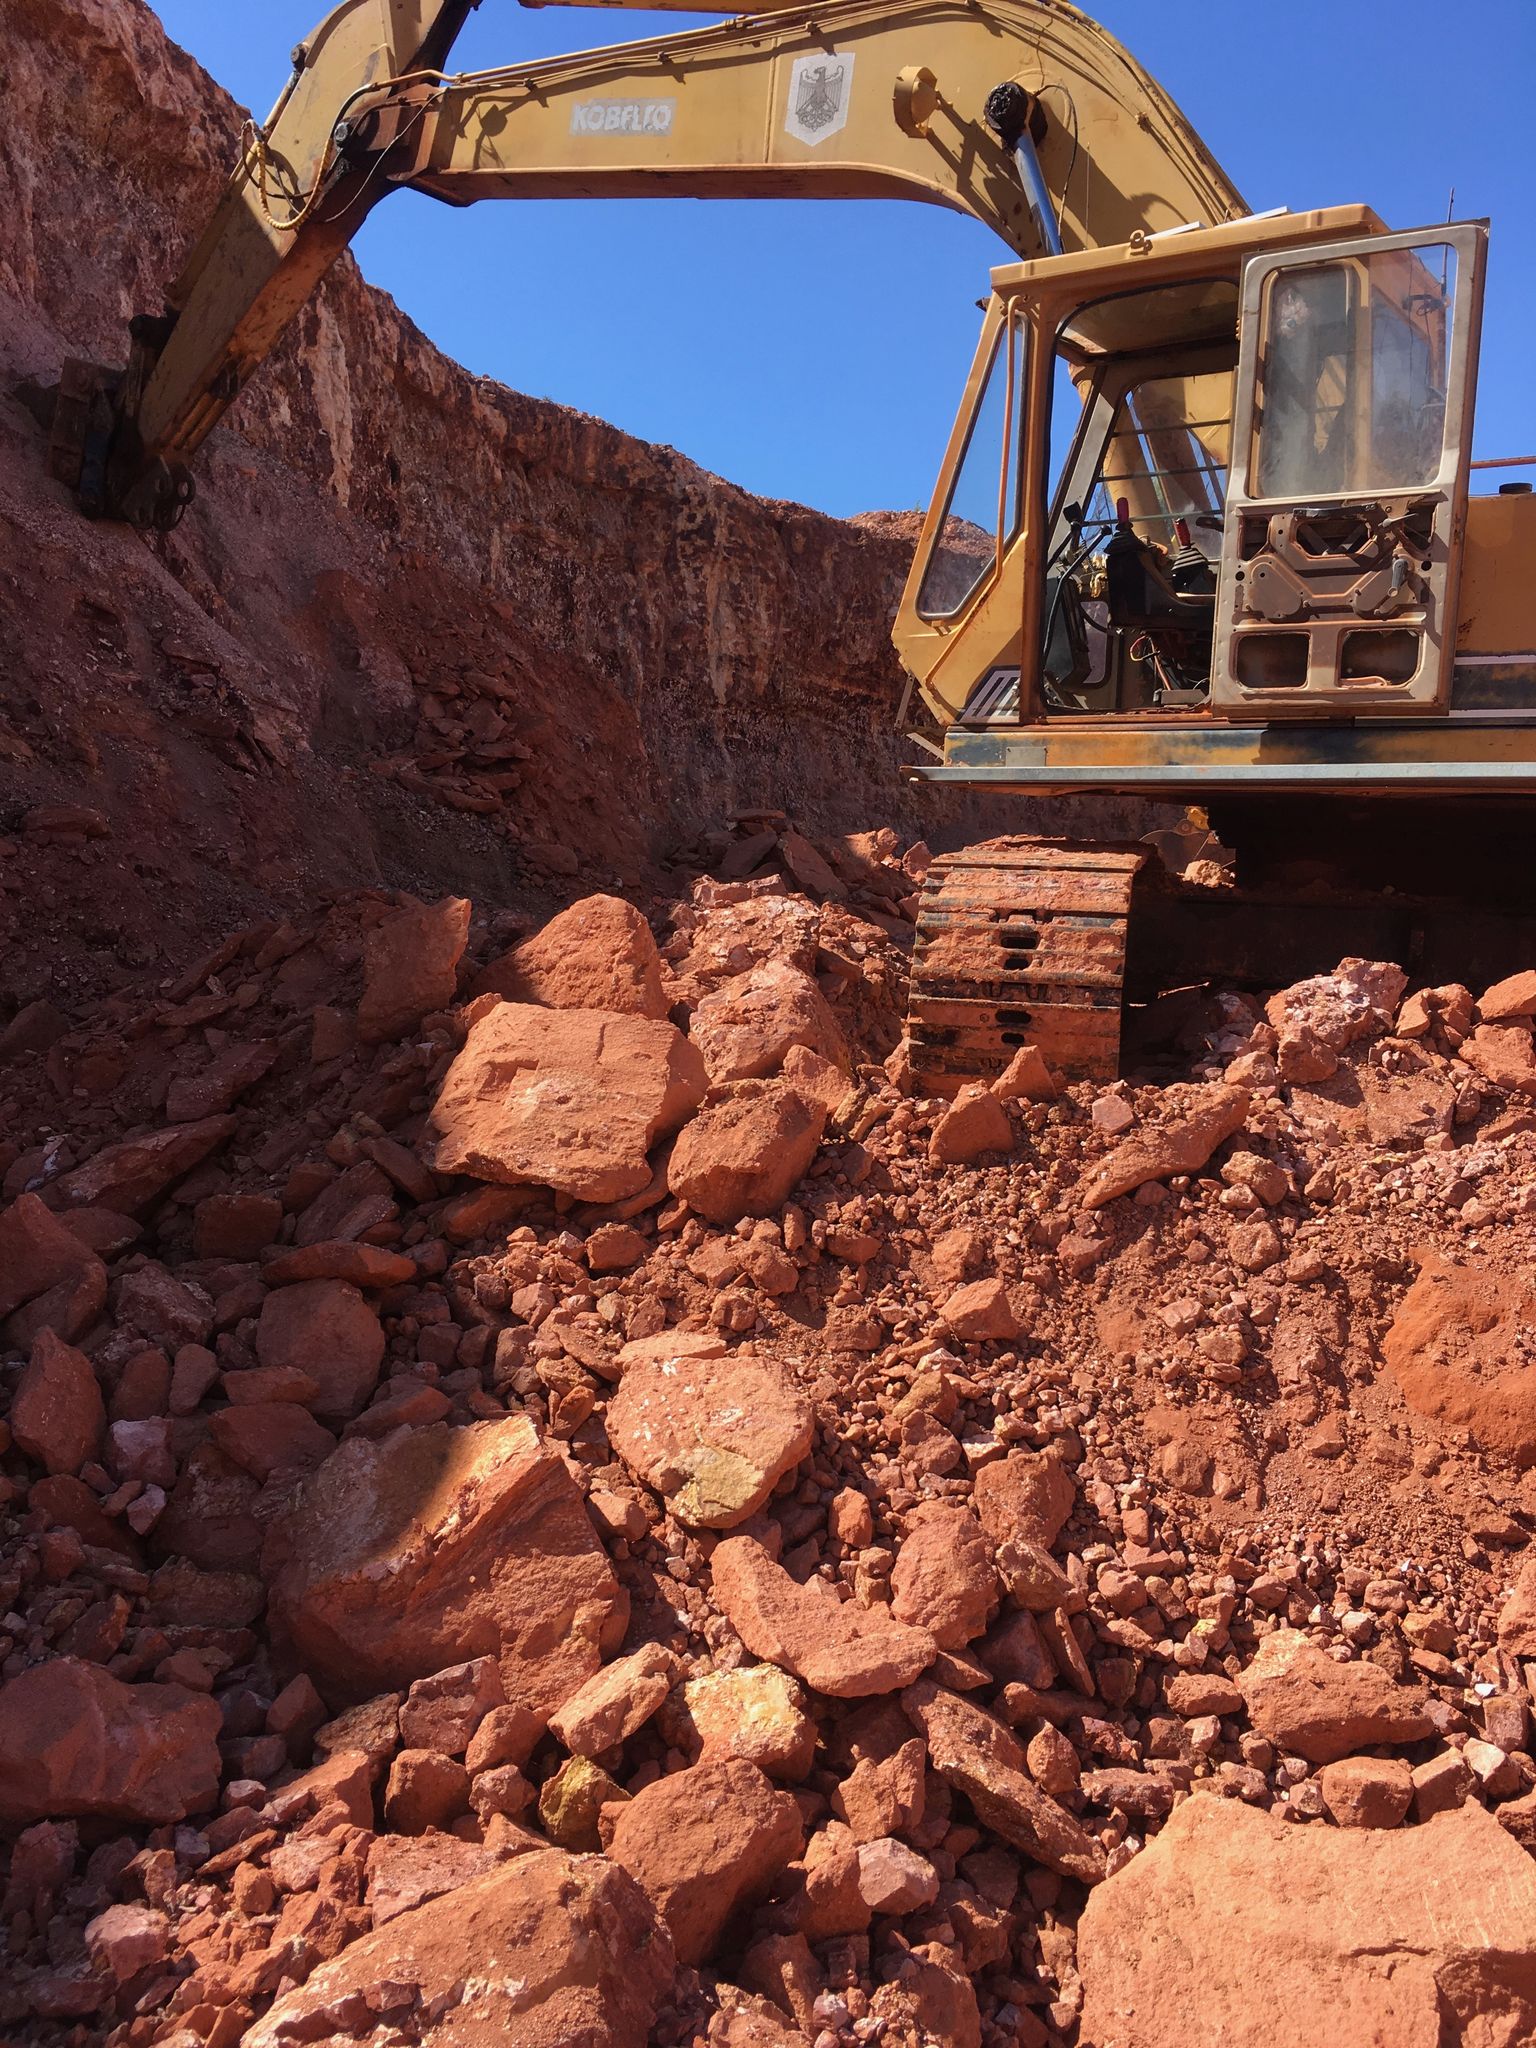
[
  {"xmin": 383, "ymin": 1749, "xmax": 471, "ymax": 1834},
  {"xmin": 856, "ymin": 1837, "xmax": 940, "ymax": 1914},
  {"xmin": 1319, "ymin": 1755, "xmax": 1413, "ymax": 1828},
  {"xmin": 1412, "ymin": 1747, "xmax": 1473, "ymax": 1820},
  {"xmin": 902, "ymin": 1681, "xmax": 1105, "ymax": 1884},
  {"xmin": 1081, "ymin": 1085, "xmax": 1251, "ymax": 1209},
  {"xmin": 1478, "ymin": 969, "xmax": 1536, "ymax": 1022},
  {"xmin": 465, "ymin": 1702, "xmax": 544, "ymax": 1776},
  {"xmin": 473, "ymin": 894, "xmax": 668, "ymax": 1018},
  {"xmin": 889, "ymin": 1503, "xmax": 999, "ymax": 1649}
]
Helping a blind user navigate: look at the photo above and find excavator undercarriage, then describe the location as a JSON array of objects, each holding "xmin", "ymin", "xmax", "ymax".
[{"xmin": 910, "ymin": 796, "xmax": 1536, "ymax": 1089}]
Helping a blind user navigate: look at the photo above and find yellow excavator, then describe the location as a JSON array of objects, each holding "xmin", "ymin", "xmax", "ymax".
[{"xmin": 48, "ymin": 0, "xmax": 1535, "ymax": 1083}]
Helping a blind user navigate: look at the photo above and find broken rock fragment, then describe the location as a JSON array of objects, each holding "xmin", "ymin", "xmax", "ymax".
[
  {"xmin": 245, "ymin": 1849, "xmax": 673, "ymax": 2048},
  {"xmin": 11, "ymin": 1329, "xmax": 105, "ymax": 1476},
  {"xmin": 473, "ymin": 893, "xmax": 669, "ymax": 1018},
  {"xmin": 606, "ymin": 1756, "xmax": 803, "ymax": 1965},
  {"xmin": 356, "ymin": 893, "xmax": 471, "ymax": 1043},
  {"xmin": 607, "ymin": 1347, "xmax": 814, "ymax": 1528},
  {"xmin": 682, "ymin": 1663, "xmax": 817, "ymax": 1780},
  {"xmin": 928, "ymin": 1084, "xmax": 1013, "ymax": 1166},
  {"xmin": 1081, "ymin": 1083, "xmax": 1250, "ymax": 1209},
  {"xmin": 0, "ymin": 1659, "xmax": 221, "ymax": 1829},
  {"xmin": 254, "ymin": 1277, "xmax": 385, "ymax": 1422},
  {"xmin": 711, "ymin": 1535, "xmax": 936, "ymax": 1698},
  {"xmin": 1237, "ymin": 1628, "xmax": 1433, "ymax": 1764},
  {"xmin": 1460, "ymin": 1020, "xmax": 1536, "ymax": 1096},
  {"xmin": 548, "ymin": 1643, "xmax": 680, "ymax": 1757},
  {"xmin": 668, "ymin": 1079, "xmax": 827, "ymax": 1225},
  {"xmin": 265, "ymin": 1417, "xmax": 627, "ymax": 1717},
  {"xmin": 49, "ymin": 1116, "xmax": 236, "ymax": 1216},
  {"xmin": 902, "ymin": 1679, "xmax": 1105, "ymax": 1883},
  {"xmin": 688, "ymin": 960, "xmax": 848, "ymax": 1085},
  {"xmin": 0, "ymin": 1193, "xmax": 104, "ymax": 1327},
  {"xmin": 426, "ymin": 1002, "xmax": 706, "ymax": 1202},
  {"xmin": 889, "ymin": 1502, "xmax": 999, "ymax": 1648},
  {"xmin": 971, "ymin": 1449, "xmax": 1076, "ymax": 1550}
]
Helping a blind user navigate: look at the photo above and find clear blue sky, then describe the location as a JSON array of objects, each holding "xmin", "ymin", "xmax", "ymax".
[{"xmin": 151, "ymin": 1, "xmax": 1534, "ymax": 518}]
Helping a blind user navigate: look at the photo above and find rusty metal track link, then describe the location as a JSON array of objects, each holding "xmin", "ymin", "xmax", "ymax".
[{"xmin": 908, "ymin": 842, "xmax": 1147, "ymax": 1088}]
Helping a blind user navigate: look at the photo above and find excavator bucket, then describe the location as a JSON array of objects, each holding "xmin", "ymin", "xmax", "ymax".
[
  {"xmin": 907, "ymin": 841, "xmax": 1147, "ymax": 1089},
  {"xmin": 47, "ymin": 360, "xmax": 115, "ymax": 488}
]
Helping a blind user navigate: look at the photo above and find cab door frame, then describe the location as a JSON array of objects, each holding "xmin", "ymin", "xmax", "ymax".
[{"xmin": 1212, "ymin": 219, "xmax": 1488, "ymax": 718}]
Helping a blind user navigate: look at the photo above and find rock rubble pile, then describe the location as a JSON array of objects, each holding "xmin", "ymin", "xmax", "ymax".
[{"xmin": 4, "ymin": 826, "xmax": 1536, "ymax": 2047}]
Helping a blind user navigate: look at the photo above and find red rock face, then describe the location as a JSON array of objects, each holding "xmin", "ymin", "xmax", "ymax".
[{"xmin": 0, "ymin": 0, "xmax": 1072, "ymax": 1016}]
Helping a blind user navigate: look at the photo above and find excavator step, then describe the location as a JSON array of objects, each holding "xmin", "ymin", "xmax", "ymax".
[{"xmin": 908, "ymin": 841, "xmax": 1147, "ymax": 1089}]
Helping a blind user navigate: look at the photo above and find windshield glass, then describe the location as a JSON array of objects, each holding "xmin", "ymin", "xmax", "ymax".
[
  {"xmin": 1253, "ymin": 244, "xmax": 1456, "ymax": 498},
  {"xmin": 916, "ymin": 315, "xmax": 1028, "ymax": 618}
]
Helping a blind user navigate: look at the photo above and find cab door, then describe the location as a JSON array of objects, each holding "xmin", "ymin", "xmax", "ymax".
[{"xmin": 1212, "ymin": 222, "xmax": 1486, "ymax": 717}]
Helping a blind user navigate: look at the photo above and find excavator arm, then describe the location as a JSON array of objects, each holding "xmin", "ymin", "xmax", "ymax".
[{"xmin": 53, "ymin": 0, "xmax": 1242, "ymax": 526}]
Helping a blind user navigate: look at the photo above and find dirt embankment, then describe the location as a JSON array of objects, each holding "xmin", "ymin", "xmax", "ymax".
[{"xmin": 0, "ymin": 0, "xmax": 1071, "ymax": 1017}]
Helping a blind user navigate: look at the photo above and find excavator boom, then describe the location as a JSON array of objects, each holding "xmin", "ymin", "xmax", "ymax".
[{"xmin": 52, "ymin": 0, "xmax": 1241, "ymax": 526}]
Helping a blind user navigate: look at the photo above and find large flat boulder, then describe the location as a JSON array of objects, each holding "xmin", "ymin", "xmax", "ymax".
[
  {"xmin": 246, "ymin": 1848, "xmax": 673, "ymax": 2048},
  {"xmin": 425, "ymin": 1004, "xmax": 706, "ymax": 1202},
  {"xmin": 265, "ymin": 1418, "xmax": 627, "ymax": 1718},
  {"xmin": 1077, "ymin": 1796, "xmax": 1536, "ymax": 2048}
]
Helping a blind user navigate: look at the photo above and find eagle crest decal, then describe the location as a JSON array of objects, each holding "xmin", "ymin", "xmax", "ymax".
[{"xmin": 785, "ymin": 51, "xmax": 856, "ymax": 146}]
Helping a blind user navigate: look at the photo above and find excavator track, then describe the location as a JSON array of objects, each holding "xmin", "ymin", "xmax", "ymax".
[{"xmin": 908, "ymin": 841, "xmax": 1147, "ymax": 1089}]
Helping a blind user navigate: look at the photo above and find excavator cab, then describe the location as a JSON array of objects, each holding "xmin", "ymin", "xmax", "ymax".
[
  {"xmin": 897, "ymin": 206, "xmax": 1488, "ymax": 747},
  {"xmin": 898, "ymin": 207, "xmax": 1499, "ymax": 1090}
]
